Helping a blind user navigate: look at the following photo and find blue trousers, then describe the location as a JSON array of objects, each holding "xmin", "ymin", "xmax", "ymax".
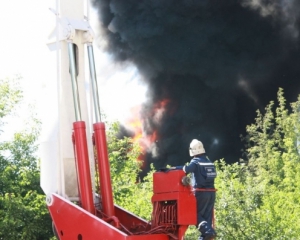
[{"xmin": 194, "ymin": 191, "xmax": 216, "ymax": 228}]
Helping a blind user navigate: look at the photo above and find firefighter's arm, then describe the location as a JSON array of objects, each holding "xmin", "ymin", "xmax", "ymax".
[
  {"xmin": 183, "ymin": 161, "xmax": 197, "ymax": 174},
  {"xmin": 158, "ymin": 166, "xmax": 183, "ymax": 172},
  {"xmin": 169, "ymin": 166, "xmax": 183, "ymax": 170}
]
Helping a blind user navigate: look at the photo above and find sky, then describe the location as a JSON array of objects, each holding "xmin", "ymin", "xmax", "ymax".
[{"xmin": 0, "ymin": 0, "xmax": 146, "ymax": 141}]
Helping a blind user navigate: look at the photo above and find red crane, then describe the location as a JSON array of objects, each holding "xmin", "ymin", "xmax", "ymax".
[{"xmin": 40, "ymin": 1, "xmax": 197, "ymax": 239}]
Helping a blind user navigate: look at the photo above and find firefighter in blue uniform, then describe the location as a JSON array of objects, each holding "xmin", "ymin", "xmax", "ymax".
[{"xmin": 174, "ymin": 139, "xmax": 217, "ymax": 240}]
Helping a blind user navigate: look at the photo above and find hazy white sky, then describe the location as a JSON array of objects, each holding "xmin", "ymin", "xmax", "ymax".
[{"xmin": 0, "ymin": 0, "xmax": 147, "ymax": 140}]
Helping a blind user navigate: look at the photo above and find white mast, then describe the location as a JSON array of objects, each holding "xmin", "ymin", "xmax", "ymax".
[{"xmin": 40, "ymin": 0, "xmax": 95, "ymax": 200}]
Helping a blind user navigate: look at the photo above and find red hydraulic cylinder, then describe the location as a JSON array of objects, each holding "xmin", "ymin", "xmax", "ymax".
[
  {"xmin": 73, "ymin": 121, "xmax": 94, "ymax": 214},
  {"xmin": 93, "ymin": 122, "xmax": 115, "ymax": 217}
]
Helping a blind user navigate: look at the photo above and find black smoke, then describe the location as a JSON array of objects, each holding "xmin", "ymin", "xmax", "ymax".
[{"xmin": 92, "ymin": 0, "xmax": 300, "ymax": 170}]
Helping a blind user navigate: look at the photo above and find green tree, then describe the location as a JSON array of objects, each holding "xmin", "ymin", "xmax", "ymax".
[
  {"xmin": 242, "ymin": 88, "xmax": 300, "ymax": 239},
  {"xmin": 0, "ymin": 76, "xmax": 53, "ymax": 240},
  {"xmin": 0, "ymin": 76, "xmax": 22, "ymax": 120},
  {"xmin": 213, "ymin": 88, "xmax": 300, "ymax": 240}
]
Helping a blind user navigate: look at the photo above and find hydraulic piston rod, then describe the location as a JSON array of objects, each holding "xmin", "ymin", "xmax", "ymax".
[
  {"xmin": 68, "ymin": 42, "xmax": 82, "ymax": 121},
  {"xmin": 87, "ymin": 43, "xmax": 115, "ymax": 217},
  {"xmin": 87, "ymin": 44, "xmax": 102, "ymax": 122},
  {"xmin": 68, "ymin": 41, "xmax": 94, "ymax": 213}
]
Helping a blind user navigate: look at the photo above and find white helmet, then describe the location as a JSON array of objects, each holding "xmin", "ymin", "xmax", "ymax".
[{"xmin": 189, "ymin": 139, "xmax": 205, "ymax": 156}]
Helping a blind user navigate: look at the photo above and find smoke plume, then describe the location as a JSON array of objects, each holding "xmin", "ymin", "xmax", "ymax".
[{"xmin": 92, "ymin": 0, "xmax": 300, "ymax": 170}]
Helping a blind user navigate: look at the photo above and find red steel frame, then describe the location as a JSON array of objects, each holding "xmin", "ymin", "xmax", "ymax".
[
  {"xmin": 151, "ymin": 170, "xmax": 197, "ymax": 240},
  {"xmin": 49, "ymin": 118, "xmax": 198, "ymax": 240},
  {"xmin": 48, "ymin": 193, "xmax": 169, "ymax": 239}
]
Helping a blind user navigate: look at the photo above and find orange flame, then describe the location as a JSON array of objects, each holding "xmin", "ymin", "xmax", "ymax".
[{"xmin": 125, "ymin": 99, "xmax": 171, "ymax": 164}]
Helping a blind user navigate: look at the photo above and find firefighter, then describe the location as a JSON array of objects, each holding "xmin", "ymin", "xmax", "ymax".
[{"xmin": 174, "ymin": 139, "xmax": 217, "ymax": 240}]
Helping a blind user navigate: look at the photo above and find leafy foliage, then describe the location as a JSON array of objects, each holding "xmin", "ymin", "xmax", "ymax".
[
  {"xmin": 213, "ymin": 88, "xmax": 300, "ymax": 239},
  {"xmin": 0, "ymin": 77, "xmax": 53, "ymax": 240},
  {"xmin": 0, "ymin": 76, "xmax": 22, "ymax": 120}
]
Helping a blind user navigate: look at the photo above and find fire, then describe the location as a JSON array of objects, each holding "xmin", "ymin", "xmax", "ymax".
[
  {"xmin": 128, "ymin": 118, "xmax": 142, "ymax": 142},
  {"xmin": 125, "ymin": 98, "xmax": 171, "ymax": 163}
]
